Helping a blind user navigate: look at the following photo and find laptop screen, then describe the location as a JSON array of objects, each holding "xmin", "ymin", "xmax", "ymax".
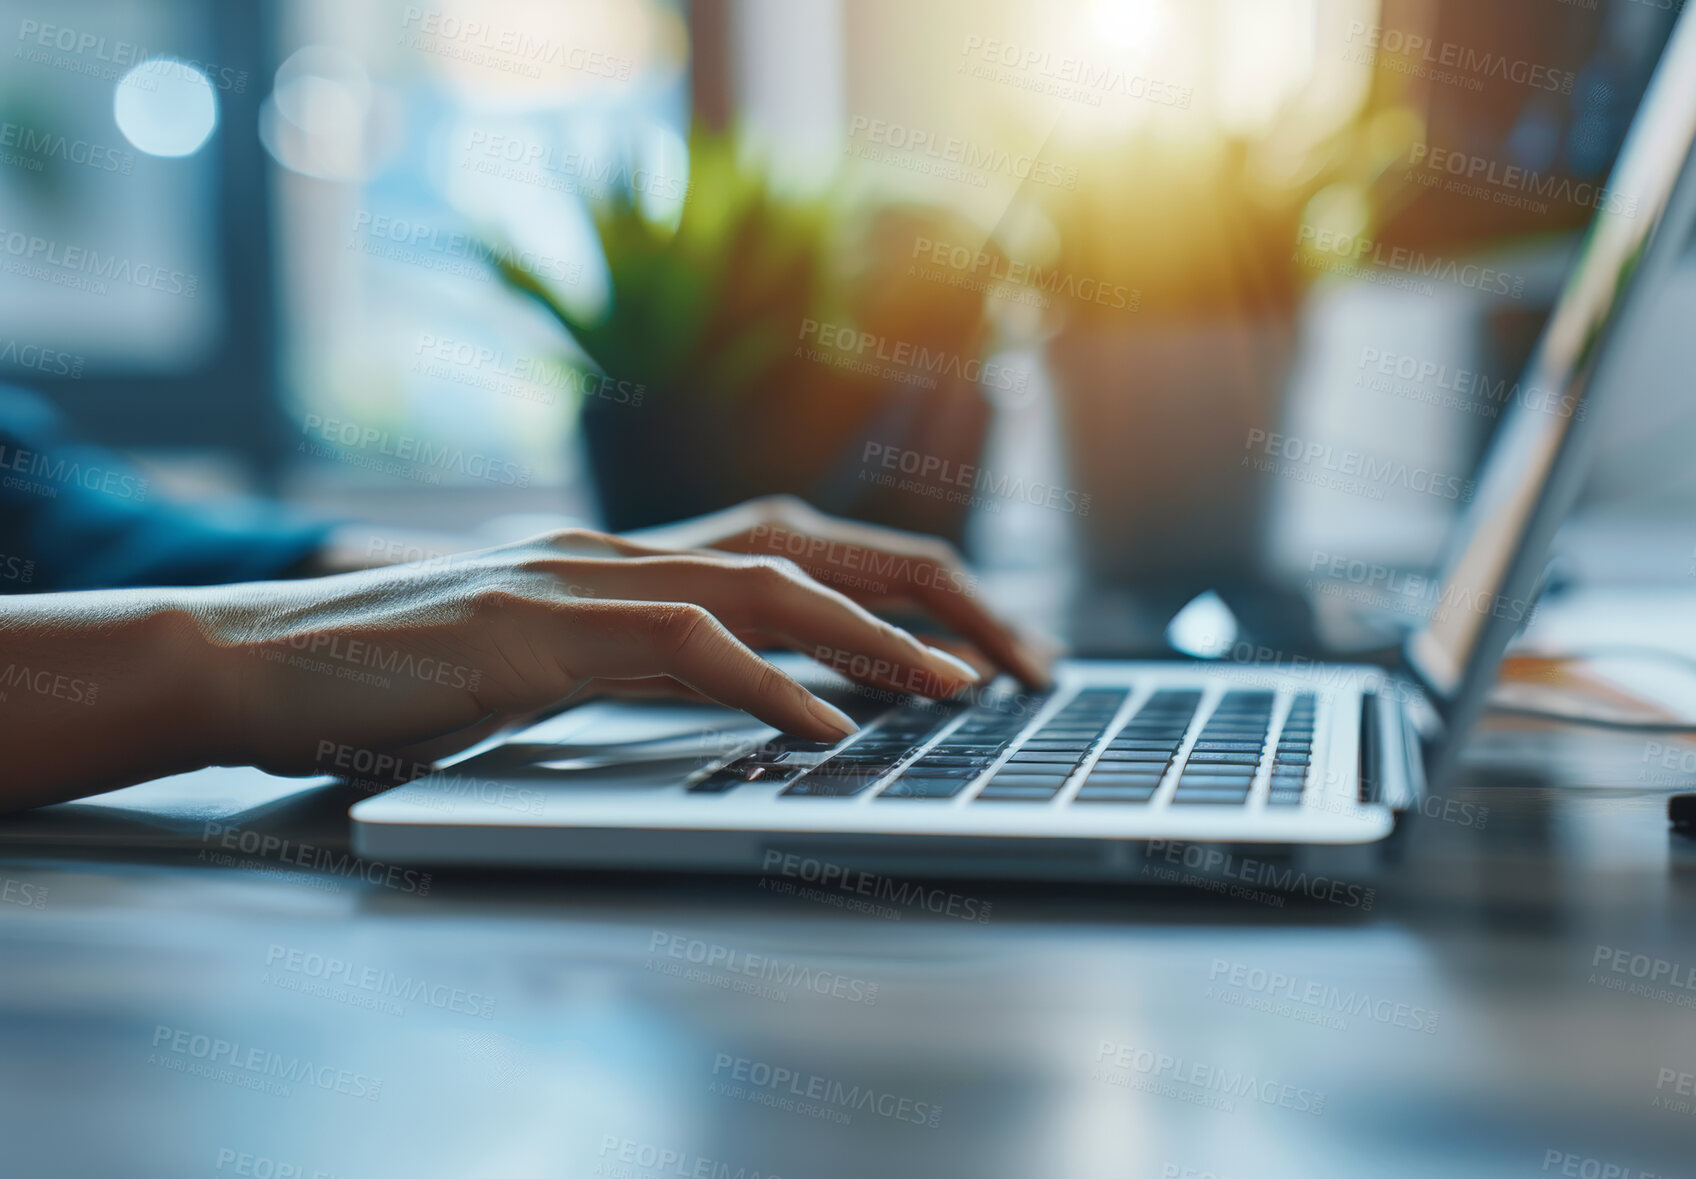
[{"xmin": 1404, "ymin": 7, "xmax": 1696, "ymax": 714}]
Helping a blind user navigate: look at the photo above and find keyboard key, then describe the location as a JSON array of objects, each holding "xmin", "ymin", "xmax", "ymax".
[
  {"xmin": 762, "ymin": 738, "xmax": 840, "ymax": 756},
  {"xmin": 976, "ymin": 785, "xmax": 1062, "ymax": 801},
  {"xmin": 1175, "ymin": 773, "xmax": 1257, "ymax": 789},
  {"xmin": 1074, "ymin": 786, "xmax": 1158, "ymax": 803},
  {"xmin": 879, "ymin": 776, "xmax": 971, "ymax": 799},
  {"xmin": 689, "ymin": 770, "xmax": 749, "ymax": 793},
  {"xmin": 825, "ymin": 765, "xmax": 900, "ymax": 779},
  {"xmin": 1170, "ymin": 789, "xmax": 1253, "ymax": 805},
  {"xmin": 1085, "ymin": 772, "xmax": 1167, "ymax": 789},
  {"xmin": 1173, "ymin": 784, "xmax": 1255, "ymax": 799},
  {"xmin": 984, "ymin": 771, "xmax": 1072, "ymax": 789},
  {"xmin": 1185, "ymin": 751, "xmax": 1262, "ymax": 765},
  {"xmin": 901, "ymin": 764, "xmax": 984, "ymax": 779},
  {"xmin": 688, "ymin": 763, "xmax": 800, "ymax": 792},
  {"xmin": 780, "ymin": 770, "xmax": 885, "ymax": 797},
  {"xmin": 1177, "ymin": 761, "xmax": 1257, "ymax": 775},
  {"xmin": 1094, "ymin": 766, "xmax": 1170, "ymax": 780},
  {"xmin": 1006, "ymin": 751, "xmax": 1083, "ymax": 765},
  {"xmin": 1180, "ymin": 760, "xmax": 1257, "ymax": 775}
]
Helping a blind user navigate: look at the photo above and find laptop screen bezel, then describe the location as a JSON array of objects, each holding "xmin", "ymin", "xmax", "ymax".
[{"xmin": 1400, "ymin": 5, "xmax": 1696, "ymax": 777}]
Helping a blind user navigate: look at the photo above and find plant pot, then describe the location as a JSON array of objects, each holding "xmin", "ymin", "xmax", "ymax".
[
  {"xmin": 578, "ymin": 396, "xmax": 746, "ymax": 532},
  {"xmin": 823, "ymin": 376, "xmax": 993, "ymax": 546},
  {"xmin": 1045, "ymin": 316, "xmax": 1297, "ymax": 594},
  {"xmin": 578, "ymin": 377, "xmax": 990, "ymax": 541}
]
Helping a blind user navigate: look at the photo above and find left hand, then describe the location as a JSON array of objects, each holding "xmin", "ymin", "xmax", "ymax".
[{"xmin": 625, "ymin": 496, "xmax": 1054, "ymax": 687}]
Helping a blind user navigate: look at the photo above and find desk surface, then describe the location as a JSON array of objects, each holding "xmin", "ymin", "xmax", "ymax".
[{"xmin": 1, "ymin": 719, "xmax": 1693, "ymax": 1179}]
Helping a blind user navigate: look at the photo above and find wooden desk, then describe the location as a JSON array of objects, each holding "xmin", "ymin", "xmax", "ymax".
[{"xmin": 1, "ymin": 720, "xmax": 1692, "ymax": 1179}]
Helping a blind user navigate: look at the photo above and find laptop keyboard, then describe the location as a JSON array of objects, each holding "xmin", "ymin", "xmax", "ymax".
[
  {"xmin": 1075, "ymin": 689, "xmax": 1199, "ymax": 804},
  {"xmin": 688, "ymin": 686, "xmax": 1319, "ymax": 808},
  {"xmin": 974, "ymin": 688, "xmax": 1126, "ymax": 801},
  {"xmin": 1169, "ymin": 690, "xmax": 1272, "ymax": 805}
]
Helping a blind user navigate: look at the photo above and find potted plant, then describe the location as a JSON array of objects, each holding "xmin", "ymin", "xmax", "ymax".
[{"xmin": 496, "ymin": 125, "xmax": 1008, "ymax": 540}]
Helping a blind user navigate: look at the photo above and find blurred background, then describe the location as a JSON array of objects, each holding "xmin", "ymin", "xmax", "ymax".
[{"xmin": 1, "ymin": 0, "xmax": 1688, "ymax": 654}]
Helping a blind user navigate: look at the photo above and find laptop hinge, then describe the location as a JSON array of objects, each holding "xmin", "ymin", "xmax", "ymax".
[
  {"xmin": 1360, "ymin": 684, "xmax": 1424, "ymax": 812},
  {"xmin": 1358, "ymin": 691, "xmax": 1382, "ymax": 806}
]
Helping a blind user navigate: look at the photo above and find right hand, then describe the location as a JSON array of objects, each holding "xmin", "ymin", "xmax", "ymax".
[{"xmin": 187, "ymin": 527, "xmax": 984, "ymax": 778}]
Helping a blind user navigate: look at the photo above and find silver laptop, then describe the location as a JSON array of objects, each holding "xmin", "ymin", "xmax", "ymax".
[{"xmin": 353, "ymin": 10, "xmax": 1696, "ymax": 874}]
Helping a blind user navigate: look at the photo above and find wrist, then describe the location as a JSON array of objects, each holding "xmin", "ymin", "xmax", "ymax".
[
  {"xmin": 0, "ymin": 588, "xmax": 243, "ymax": 807},
  {"xmin": 121, "ymin": 593, "xmax": 246, "ymax": 770},
  {"xmin": 157, "ymin": 587, "xmax": 261, "ymax": 768}
]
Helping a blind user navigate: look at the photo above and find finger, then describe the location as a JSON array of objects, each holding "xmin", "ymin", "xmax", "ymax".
[
  {"xmin": 553, "ymin": 601, "xmax": 859, "ymax": 742},
  {"xmin": 919, "ymin": 635, "xmax": 997, "ymax": 683},
  {"xmin": 544, "ymin": 555, "xmax": 981, "ymax": 699},
  {"xmin": 726, "ymin": 524, "xmax": 1053, "ymax": 686},
  {"xmin": 903, "ymin": 564, "xmax": 1053, "ymax": 688}
]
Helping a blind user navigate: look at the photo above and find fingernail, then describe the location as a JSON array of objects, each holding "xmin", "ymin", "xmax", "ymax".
[
  {"xmin": 807, "ymin": 696, "xmax": 859, "ymax": 740},
  {"xmin": 922, "ymin": 645, "xmax": 983, "ymax": 683}
]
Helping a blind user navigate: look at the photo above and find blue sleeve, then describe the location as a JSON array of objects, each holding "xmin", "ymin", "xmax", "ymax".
[{"xmin": 0, "ymin": 384, "xmax": 332, "ymax": 593}]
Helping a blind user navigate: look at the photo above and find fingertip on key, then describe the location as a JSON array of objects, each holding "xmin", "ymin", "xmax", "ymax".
[
  {"xmin": 923, "ymin": 645, "xmax": 984, "ymax": 684},
  {"xmin": 806, "ymin": 696, "xmax": 859, "ymax": 741}
]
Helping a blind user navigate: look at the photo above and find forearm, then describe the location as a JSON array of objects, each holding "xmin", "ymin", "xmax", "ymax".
[{"xmin": 0, "ymin": 591, "xmax": 228, "ymax": 811}]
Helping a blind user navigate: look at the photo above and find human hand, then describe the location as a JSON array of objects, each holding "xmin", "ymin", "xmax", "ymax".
[
  {"xmin": 186, "ymin": 526, "xmax": 984, "ymax": 778},
  {"xmin": 624, "ymin": 496, "xmax": 1054, "ymax": 687}
]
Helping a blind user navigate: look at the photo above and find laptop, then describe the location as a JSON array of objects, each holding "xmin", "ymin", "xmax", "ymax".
[{"xmin": 353, "ymin": 9, "xmax": 1696, "ymax": 874}]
